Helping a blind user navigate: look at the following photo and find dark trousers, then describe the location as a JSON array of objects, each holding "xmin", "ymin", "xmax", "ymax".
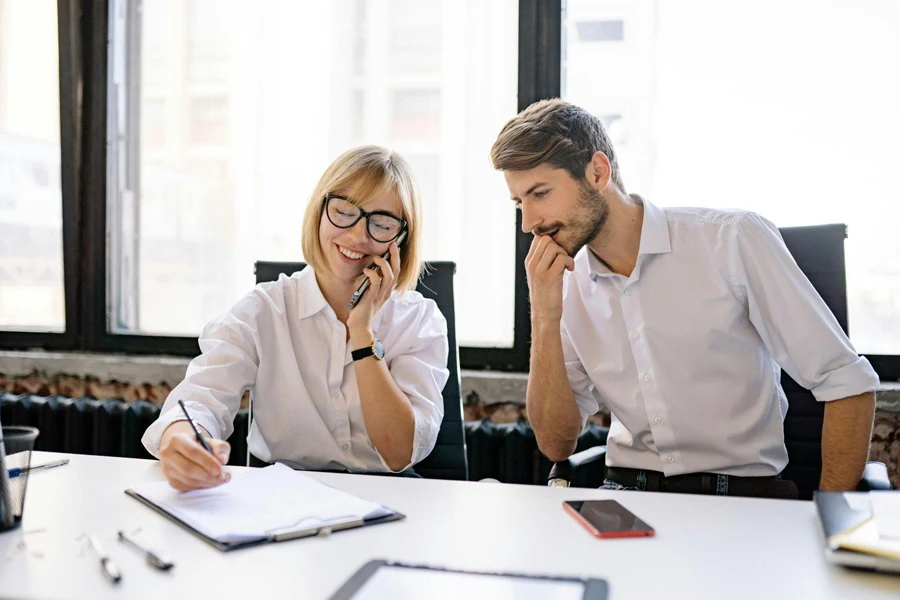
[{"xmin": 604, "ymin": 466, "xmax": 800, "ymax": 500}]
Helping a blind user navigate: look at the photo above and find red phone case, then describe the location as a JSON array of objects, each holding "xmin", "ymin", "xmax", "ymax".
[{"xmin": 563, "ymin": 501, "xmax": 656, "ymax": 539}]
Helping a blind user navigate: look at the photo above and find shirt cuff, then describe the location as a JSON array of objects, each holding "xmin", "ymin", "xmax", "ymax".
[
  {"xmin": 373, "ymin": 407, "xmax": 433, "ymax": 473},
  {"xmin": 809, "ymin": 356, "xmax": 880, "ymax": 402},
  {"xmin": 140, "ymin": 400, "xmax": 222, "ymax": 459}
]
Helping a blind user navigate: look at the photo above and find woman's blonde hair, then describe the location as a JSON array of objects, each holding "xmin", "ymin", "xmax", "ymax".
[{"xmin": 301, "ymin": 145, "xmax": 423, "ymax": 292}]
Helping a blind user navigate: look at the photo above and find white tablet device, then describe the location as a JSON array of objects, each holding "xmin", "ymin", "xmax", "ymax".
[{"xmin": 329, "ymin": 560, "xmax": 609, "ymax": 600}]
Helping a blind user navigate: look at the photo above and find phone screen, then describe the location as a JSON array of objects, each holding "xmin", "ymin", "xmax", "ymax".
[{"xmin": 563, "ymin": 500, "xmax": 654, "ymax": 537}]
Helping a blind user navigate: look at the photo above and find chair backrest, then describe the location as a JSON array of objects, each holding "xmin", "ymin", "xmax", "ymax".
[
  {"xmin": 253, "ymin": 260, "xmax": 468, "ymax": 481},
  {"xmin": 777, "ymin": 224, "xmax": 848, "ymax": 500}
]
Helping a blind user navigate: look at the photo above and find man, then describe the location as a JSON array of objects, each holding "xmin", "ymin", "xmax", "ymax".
[{"xmin": 491, "ymin": 99, "xmax": 878, "ymax": 498}]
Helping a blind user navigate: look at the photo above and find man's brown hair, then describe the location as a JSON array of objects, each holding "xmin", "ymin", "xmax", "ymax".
[{"xmin": 490, "ymin": 98, "xmax": 625, "ymax": 192}]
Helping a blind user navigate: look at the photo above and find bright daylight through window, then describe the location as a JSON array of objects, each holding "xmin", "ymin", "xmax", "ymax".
[
  {"xmin": 564, "ymin": 0, "xmax": 900, "ymax": 355},
  {"xmin": 0, "ymin": 0, "xmax": 64, "ymax": 331},
  {"xmin": 108, "ymin": 0, "xmax": 519, "ymax": 347}
]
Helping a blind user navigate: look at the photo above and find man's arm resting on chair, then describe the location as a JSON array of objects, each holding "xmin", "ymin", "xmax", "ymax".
[
  {"xmin": 528, "ymin": 318, "xmax": 582, "ymax": 463},
  {"xmin": 819, "ymin": 391, "xmax": 876, "ymax": 492}
]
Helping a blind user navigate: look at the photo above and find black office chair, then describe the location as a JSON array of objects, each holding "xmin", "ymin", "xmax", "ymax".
[
  {"xmin": 547, "ymin": 223, "xmax": 891, "ymax": 498},
  {"xmin": 253, "ymin": 260, "xmax": 468, "ymax": 481}
]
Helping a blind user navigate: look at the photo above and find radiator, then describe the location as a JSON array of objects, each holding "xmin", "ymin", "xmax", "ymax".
[
  {"xmin": 465, "ymin": 420, "xmax": 609, "ymax": 485},
  {"xmin": 0, "ymin": 393, "xmax": 251, "ymax": 467},
  {"xmin": 0, "ymin": 393, "xmax": 608, "ymax": 484}
]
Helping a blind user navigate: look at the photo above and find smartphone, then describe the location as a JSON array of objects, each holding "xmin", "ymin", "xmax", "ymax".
[
  {"xmin": 563, "ymin": 500, "xmax": 655, "ymax": 539},
  {"xmin": 347, "ymin": 230, "xmax": 407, "ymax": 311}
]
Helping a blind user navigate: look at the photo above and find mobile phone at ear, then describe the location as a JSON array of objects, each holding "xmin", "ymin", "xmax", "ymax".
[
  {"xmin": 347, "ymin": 231, "xmax": 407, "ymax": 311},
  {"xmin": 563, "ymin": 500, "xmax": 655, "ymax": 539}
]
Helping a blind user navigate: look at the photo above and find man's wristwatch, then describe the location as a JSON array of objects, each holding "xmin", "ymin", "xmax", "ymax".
[{"xmin": 351, "ymin": 339, "xmax": 385, "ymax": 362}]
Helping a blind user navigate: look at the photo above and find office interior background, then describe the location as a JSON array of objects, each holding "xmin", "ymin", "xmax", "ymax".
[{"xmin": 1, "ymin": 0, "xmax": 899, "ymax": 485}]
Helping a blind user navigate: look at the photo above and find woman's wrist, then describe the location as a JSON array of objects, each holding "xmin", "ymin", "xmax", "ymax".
[{"xmin": 348, "ymin": 326, "xmax": 375, "ymax": 348}]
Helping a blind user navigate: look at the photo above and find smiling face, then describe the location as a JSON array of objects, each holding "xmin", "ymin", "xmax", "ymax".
[
  {"xmin": 318, "ymin": 187, "xmax": 405, "ymax": 283},
  {"xmin": 504, "ymin": 163, "xmax": 609, "ymax": 257}
]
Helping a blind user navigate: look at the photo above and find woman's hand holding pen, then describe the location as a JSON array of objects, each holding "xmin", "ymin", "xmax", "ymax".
[
  {"xmin": 158, "ymin": 421, "xmax": 232, "ymax": 491},
  {"xmin": 347, "ymin": 241, "xmax": 401, "ymax": 332}
]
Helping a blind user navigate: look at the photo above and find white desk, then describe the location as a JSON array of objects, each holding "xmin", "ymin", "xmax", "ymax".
[{"xmin": 0, "ymin": 452, "xmax": 898, "ymax": 600}]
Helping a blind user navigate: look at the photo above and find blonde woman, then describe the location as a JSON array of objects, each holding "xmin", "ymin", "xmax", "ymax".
[{"xmin": 142, "ymin": 146, "xmax": 449, "ymax": 490}]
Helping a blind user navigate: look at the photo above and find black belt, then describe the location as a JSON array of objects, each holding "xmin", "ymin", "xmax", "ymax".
[{"xmin": 605, "ymin": 467, "xmax": 799, "ymax": 500}]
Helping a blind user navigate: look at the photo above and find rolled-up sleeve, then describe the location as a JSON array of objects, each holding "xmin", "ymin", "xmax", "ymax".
[
  {"xmin": 382, "ymin": 299, "xmax": 449, "ymax": 470},
  {"xmin": 141, "ymin": 293, "xmax": 263, "ymax": 458},
  {"xmin": 732, "ymin": 212, "xmax": 879, "ymax": 402}
]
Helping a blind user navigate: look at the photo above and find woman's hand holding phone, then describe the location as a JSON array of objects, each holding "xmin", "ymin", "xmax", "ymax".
[{"xmin": 346, "ymin": 240, "xmax": 402, "ymax": 332}]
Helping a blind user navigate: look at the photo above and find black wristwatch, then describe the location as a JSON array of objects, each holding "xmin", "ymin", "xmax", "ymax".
[{"xmin": 352, "ymin": 339, "xmax": 385, "ymax": 362}]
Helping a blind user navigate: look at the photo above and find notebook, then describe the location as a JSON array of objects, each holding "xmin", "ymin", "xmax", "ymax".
[
  {"xmin": 814, "ymin": 491, "xmax": 900, "ymax": 574},
  {"xmin": 126, "ymin": 463, "xmax": 404, "ymax": 551}
]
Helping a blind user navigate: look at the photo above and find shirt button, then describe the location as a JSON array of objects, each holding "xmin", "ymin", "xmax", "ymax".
[
  {"xmin": 654, "ymin": 417, "xmax": 662, "ymax": 424},
  {"xmin": 624, "ymin": 288, "xmax": 632, "ymax": 296},
  {"xmin": 667, "ymin": 456, "xmax": 675, "ymax": 463},
  {"xmin": 644, "ymin": 374, "xmax": 652, "ymax": 381},
  {"xmin": 632, "ymin": 331, "xmax": 640, "ymax": 339},
  {"xmin": 342, "ymin": 444, "xmax": 350, "ymax": 451}
]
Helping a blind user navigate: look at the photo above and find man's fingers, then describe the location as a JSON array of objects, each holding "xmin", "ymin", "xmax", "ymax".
[
  {"xmin": 526, "ymin": 234, "xmax": 541, "ymax": 264},
  {"xmin": 550, "ymin": 253, "xmax": 572, "ymax": 275},
  {"xmin": 526, "ymin": 235, "xmax": 551, "ymax": 273},
  {"xmin": 537, "ymin": 242, "xmax": 567, "ymax": 273}
]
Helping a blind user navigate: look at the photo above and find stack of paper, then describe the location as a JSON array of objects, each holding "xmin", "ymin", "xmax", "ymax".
[
  {"xmin": 130, "ymin": 463, "xmax": 395, "ymax": 545},
  {"xmin": 828, "ymin": 492, "xmax": 900, "ymax": 561}
]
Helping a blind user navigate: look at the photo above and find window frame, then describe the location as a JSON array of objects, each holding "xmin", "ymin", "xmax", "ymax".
[{"xmin": 1, "ymin": 0, "xmax": 898, "ymax": 382}]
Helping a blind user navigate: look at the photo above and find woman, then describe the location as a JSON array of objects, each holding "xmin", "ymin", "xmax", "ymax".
[{"xmin": 142, "ymin": 146, "xmax": 449, "ymax": 491}]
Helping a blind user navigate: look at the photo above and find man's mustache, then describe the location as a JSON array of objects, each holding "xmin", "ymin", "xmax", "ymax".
[{"xmin": 533, "ymin": 223, "xmax": 565, "ymax": 236}]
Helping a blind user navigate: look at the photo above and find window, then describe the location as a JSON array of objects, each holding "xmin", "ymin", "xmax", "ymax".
[
  {"xmin": 564, "ymin": 0, "xmax": 900, "ymax": 357},
  {"xmin": 5, "ymin": 0, "xmax": 895, "ymax": 379},
  {"xmin": 0, "ymin": 0, "xmax": 64, "ymax": 331},
  {"xmin": 107, "ymin": 0, "xmax": 519, "ymax": 349},
  {"xmin": 575, "ymin": 20, "xmax": 624, "ymax": 42}
]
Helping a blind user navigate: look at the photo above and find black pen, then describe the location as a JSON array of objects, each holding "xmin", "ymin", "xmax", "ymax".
[
  {"xmin": 118, "ymin": 531, "xmax": 174, "ymax": 570},
  {"xmin": 177, "ymin": 399, "xmax": 213, "ymax": 455},
  {"xmin": 89, "ymin": 535, "xmax": 122, "ymax": 584}
]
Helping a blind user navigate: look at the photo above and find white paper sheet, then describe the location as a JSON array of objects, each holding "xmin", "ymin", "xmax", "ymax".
[
  {"xmin": 131, "ymin": 463, "xmax": 391, "ymax": 543},
  {"xmin": 871, "ymin": 492, "xmax": 900, "ymax": 542}
]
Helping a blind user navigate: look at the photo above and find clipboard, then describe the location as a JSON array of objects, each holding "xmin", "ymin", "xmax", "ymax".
[
  {"xmin": 125, "ymin": 463, "xmax": 407, "ymax": 552},
  {"xmin": 330, "ymin": 560, "xmax": 609, "ymax": 599},
  {"xmin": 125, "ymin": 489, "xmax": 405, "ymax": 551}
]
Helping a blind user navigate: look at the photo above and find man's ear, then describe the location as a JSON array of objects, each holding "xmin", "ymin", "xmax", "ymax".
[{"xmin": 585, "ymin": 151, "xmax": 613, "ymax": 191}]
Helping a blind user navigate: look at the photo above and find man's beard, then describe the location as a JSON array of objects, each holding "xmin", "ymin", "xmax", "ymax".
[{"xmin": 547, "ymin": 184, "xmax": 608, "ymax": 258}]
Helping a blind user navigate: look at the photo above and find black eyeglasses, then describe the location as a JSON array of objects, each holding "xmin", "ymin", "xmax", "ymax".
[{"xmin": 323, "ymin": 193, "xmax": 407, "ymax": 243}]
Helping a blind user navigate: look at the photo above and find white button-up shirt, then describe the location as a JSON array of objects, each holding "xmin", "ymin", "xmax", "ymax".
[
  {"xmin": 562, "ymin": 198, "xmax": 879, "ymax": 477},
  {"xmin": 142, "ymin": 267, "xmax": 449, "ymax": 473}
]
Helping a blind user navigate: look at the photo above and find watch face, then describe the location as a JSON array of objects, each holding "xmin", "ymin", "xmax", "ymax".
[{"xmin": 372, "ymin": 339, "xmax": 385, "ymax": 359}]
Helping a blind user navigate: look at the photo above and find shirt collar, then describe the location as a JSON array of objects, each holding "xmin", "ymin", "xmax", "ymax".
[
  {"xmin": 295, "ymin": 267, "xmax": 329, "ymax": 320},
  {"xmin": 586, "ymin": 195, "xmax": 671, "ymax": 281},
  {"xmin": 294, "ymin": 267, "xmax": 388, "ymax": 333},
  {"xmin": 636, "ymin": 196, "xmax": 672, "ymax": 256}
]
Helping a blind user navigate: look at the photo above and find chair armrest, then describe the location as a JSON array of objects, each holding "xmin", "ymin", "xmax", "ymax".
[
  {"xmin": 547, "ymin": 445, "xmax": 607, "ymax": 488},
  {"xmin": 857, "ymin": 461, "xmax": 893, "ymax": 491}
]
